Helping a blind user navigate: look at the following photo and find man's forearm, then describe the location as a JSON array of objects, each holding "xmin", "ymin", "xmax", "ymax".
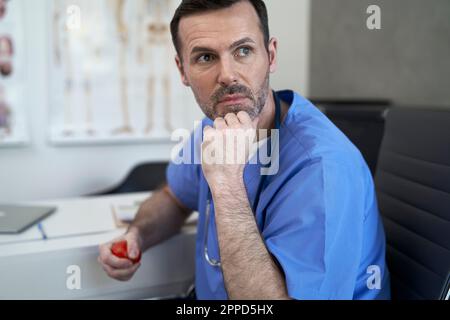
[
  {"xmin": 212, "ymin": 178, "xmax": 290, "ymax": 300},
  {"xmin": 129, "ymin": 185, "xmax": 192, "ymax": 251}
]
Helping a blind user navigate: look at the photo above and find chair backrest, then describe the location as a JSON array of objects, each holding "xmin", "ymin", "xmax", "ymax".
[
  {"xmin": 314, "ymin": 101, "xmax": 390, "ymax": 175},
  {"xmin": 374, "ymin": 107, "xmax": 450, "ymax": 299},
  {"xmin": 97, "ymin": 161, "xmax": 169, "ymax": 195}
]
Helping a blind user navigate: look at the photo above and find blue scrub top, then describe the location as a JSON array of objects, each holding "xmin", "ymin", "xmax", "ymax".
[{"xmin": 167, "ymin": 90, "xmax": 390, "ymax": 300}]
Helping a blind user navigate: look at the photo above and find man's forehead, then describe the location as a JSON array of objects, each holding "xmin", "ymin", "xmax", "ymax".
[{"xmin": 178, "ymin": 1, "xmax": 262, "ymax": 53}]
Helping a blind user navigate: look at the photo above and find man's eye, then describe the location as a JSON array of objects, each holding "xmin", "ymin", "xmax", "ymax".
[
  {"xmin": 236, "ymin": 47, "xmax": 251, "ymax": 57},
  {"xmin": 197, "ymin": 54, "xmax": 214, "ymax": 63}
]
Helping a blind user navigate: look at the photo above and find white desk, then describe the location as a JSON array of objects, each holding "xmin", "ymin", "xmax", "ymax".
[{"xmin": 0, "ymin": 193, "xmax": 197, "ymax": 300}]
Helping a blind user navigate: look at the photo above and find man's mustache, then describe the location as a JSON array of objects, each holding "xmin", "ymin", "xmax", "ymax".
[{"xmin": 211, "ymin": 84, "xmax": 254, "ymax": 105}]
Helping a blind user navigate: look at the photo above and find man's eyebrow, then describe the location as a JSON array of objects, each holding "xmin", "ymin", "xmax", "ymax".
[
  {"xmin": 189, "ymin": 37, "xmax": 256, "ymax": 56},
  {"xmin": 190, "ymin": 46, "xmax": 215, "ymax": 55},
  {"xmin": 229, "ymin": 37, "xmax": 256, "ymax": 50}
]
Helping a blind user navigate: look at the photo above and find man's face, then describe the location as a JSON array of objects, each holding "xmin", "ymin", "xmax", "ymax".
[{"xmin": 175, "ymin": 1, "xmax": 277, "ymax": 121}]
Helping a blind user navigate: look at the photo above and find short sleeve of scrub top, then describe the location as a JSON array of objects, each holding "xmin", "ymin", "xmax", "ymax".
[{"xmin": 166, "ymin": 122, "xmax": 203, "ymax": 212}]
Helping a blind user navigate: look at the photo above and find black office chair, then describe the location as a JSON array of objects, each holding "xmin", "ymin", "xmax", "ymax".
[
  {"xmin": 374, "ymin": 107, "xmax": 450, "ymax": 299},
  {"xmin": 91, "ymin": 161, "xmax": 169, "ymax": 195},
  {"xmin": 312, "ymin": 99, "xmax": 391, "ymax": 175}
]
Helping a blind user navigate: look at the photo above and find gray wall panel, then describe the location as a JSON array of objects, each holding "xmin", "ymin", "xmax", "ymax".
[{"xmin": 310, "ymin": 0, "xmax": 450, "ymax": 108}]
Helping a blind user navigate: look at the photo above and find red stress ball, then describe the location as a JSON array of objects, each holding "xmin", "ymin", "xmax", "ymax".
[{"xmin": 111, "ymin": 240, "xmax": 141, "ymax": 264}]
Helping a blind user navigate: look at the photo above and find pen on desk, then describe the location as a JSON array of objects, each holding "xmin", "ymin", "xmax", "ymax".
[{"xmin": 37, "ymin": 223, "xmax": 48, "ymax": 240}]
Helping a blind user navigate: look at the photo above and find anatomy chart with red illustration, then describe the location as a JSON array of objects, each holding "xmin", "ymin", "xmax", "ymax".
[
  {"xmin": 48, "ymin": 0, "xmax": 200, "ymax": 145},
  {"xmin": 0, "ymin": 0, "xmax": 28, "ymax": 146}
]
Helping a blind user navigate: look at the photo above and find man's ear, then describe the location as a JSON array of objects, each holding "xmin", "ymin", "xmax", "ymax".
[
  {"xmin": 268, "ymin": 37, "xmax": 278, "ymax": 74},
  {"xmin": 175, "ymin": 55, "xmax": 190, "ymax": 87}
]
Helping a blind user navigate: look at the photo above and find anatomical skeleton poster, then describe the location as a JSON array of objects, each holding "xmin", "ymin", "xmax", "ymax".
[
  {"xmin": 0, "ymin": 0, "xmax": 28, "ymax": 146},
  {"xmin": 48, "ymin": 0, "xmax": 200, "ymax": 145}
]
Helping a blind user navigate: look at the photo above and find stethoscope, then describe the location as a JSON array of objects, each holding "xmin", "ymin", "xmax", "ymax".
[{"xmin": 203, "ymin": 90, "xmax": 282, "ymax": 267}]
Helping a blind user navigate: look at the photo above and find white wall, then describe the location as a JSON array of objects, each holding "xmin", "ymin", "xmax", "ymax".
[
  {"xmin": 0, "ymin": 0, "xmax": 310, "ymax": 202},
  {"xmin": 267, "ymin": 0, "xmax": 310, "ymax": 96}
]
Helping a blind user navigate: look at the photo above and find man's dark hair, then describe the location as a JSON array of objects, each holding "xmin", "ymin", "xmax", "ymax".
[{"xmin": 170, "ymin": 0, "xmax": 270, "ymax": 57}]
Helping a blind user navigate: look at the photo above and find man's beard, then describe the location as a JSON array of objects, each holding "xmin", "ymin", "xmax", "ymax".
[{"xmin": 200, "ymin": 72, "xmax": 270, "ymax": 121}]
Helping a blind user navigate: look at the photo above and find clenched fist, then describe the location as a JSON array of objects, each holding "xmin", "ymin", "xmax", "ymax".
[
  {"xmin": 202, "ymin": 111, "xmax": 258, "ymax": 189},
  {"xmin": 98, "ymin": 227, "xmax": 143, "ymax": 282}
]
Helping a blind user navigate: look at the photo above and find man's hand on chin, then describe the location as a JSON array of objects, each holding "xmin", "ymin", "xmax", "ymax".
[{"xmin": 201, "ymin": 111, "xmax": 259, "ymax": 191}]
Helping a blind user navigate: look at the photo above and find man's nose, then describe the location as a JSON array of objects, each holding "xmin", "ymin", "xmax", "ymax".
[{"xmin": 217, "ymin": 57, "xmax": 239, "ymax": 87}]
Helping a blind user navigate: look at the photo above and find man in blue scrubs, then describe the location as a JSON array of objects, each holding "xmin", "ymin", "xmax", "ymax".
[{"xmin": 99, "ymin": 0, "xmax": 390, "ymax": 300}]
